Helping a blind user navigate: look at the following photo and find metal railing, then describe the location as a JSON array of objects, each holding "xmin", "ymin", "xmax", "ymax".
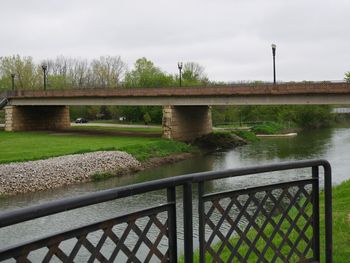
[
  {"xmin": 0, "ymin": 79, "xmax": 349, "ymax": 92},
  {"xmin": 0, "ymin": 98, "xmax": 7, "ymax": 110},
  {"xmin": 0, "ymin": 159, "xmax": 332, "ymax": 262}
]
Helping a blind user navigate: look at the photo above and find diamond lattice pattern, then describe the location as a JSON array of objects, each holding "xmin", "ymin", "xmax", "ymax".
[
  {"xmin": 203, "ymin": 183, "xmax": 315, "ymax": 263},
  {"xmin": 12, "ymin": 211, "xmax": 169, "ymax": 263}
]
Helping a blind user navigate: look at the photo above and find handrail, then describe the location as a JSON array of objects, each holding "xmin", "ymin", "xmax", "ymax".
[
  {"xmin": 0, "ymin": 159, "xmax": 330, "ymax": 228},
  {"xmin": 0, "ymin": 159, "xmax": 332, "ymax": 262},
  {"xmin": 0, "ymin": 98, "xmax": 8, "ymax": 110}
]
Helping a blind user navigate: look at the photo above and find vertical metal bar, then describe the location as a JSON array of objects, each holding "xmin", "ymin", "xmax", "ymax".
[
  {"xmin": 272, "ymin": 44, "xmax": 276, "ymax": 84},
  {"xmin": 43, "ymin": 69, "xmax": 47, "ymax": 91},
  {"xmin": 11, "ymin": 74, "xmax": 15, "ymax": 90},
  {"xmin": 273, "ymin": 55, "xmax": 276, "ymax": 84},
  {"xmin": 183, "ymin": 182, "xmax": 193, "ymax": 263},
  {"xmin": 323, "ymin": 163, "xmax": 333, "ymax": 263},
  {"xmin": 198, "ymin": 182, "xmax": 205, "ymax": 263},
  {"xmin": 167, "ymin": 187, "xmax": 177, "ymax": 263},
  {"xmin": 312, "ymin": 166, "xmax": 320, "ymax": 261}
]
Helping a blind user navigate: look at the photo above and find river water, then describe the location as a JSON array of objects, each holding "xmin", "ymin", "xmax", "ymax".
[{"xmin": 0, "ymin": 127, "xmax": 349, "ymax": 261}]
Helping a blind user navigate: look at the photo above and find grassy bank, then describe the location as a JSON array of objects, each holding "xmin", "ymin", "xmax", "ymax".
[
  {"xmin": 71, "ymin": 125, "xmax": 162, "ymax": 134},
  {"xmin": 180, "ymin": 179, "xmax": 350, "ymax": 262},
  {"xmin": 0, "ymin": 131, "xmax": 192, "ymax": 163}
]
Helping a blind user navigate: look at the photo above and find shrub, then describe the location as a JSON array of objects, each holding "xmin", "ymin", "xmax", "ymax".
[{"xmin": 251, "ymin": 122, "xmax": 284, "ymax": 134}]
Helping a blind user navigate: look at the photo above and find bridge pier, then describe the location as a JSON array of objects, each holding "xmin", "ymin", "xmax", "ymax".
[
  {"xmin": 4, "ymin": 106, "xmax": 70, "ymax": 131},
  {"xmin": 162, "ymin": 105, "xmax": 212, "ymax": 141}
]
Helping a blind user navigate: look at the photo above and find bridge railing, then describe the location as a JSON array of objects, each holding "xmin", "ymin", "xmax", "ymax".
[
  {"xmin": 1, "ymin": 79, "xmax": 349, "ymax": 93},
  {"xmin": 0, "ymin": 160, "xmax": 332, "ymax": 262}
]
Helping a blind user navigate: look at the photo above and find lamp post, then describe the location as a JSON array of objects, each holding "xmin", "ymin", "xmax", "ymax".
[
  {"xmin": 177, "ymin": 62, "xmax": 183, "ymax": 87},
  {"xmin": 10, "ymin": 73, "xmax": 15, "ymax": 90},
  {"xmin": 271, "ymin": 44, "xmax": 276, "ymax": 84},
  {"xmin": 41, "ymin": 64, "xmax": 47, "ymax": 90}
]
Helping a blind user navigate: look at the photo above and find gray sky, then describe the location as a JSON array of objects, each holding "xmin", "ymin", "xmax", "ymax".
[{"xmin": 1, "ymin": 0, "xmax": 349, "ymax": 82}]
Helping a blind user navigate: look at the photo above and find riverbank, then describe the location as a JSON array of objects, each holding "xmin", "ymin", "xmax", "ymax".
[
  {"xmin": 0, "ymin": 130, "xmax": 197, "ymax": 196},
  {"xmin": 0, "ymin": 130, "xmax": 191, "ymax": 163},
  {"xmin": 0, "ymin": 150, "xmax": 197, "ymax": 196},
  {"xmin": 0, "ymin": 151, "xmax": 140, "ymax": 196},
  {"xmin": 0, "ymin": 129, "xmax": 250, "ymax": 196}
]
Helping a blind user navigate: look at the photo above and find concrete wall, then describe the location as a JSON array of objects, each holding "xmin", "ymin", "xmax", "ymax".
[
  {"xmin": 162, "ymin": 105, "xmax": 212, "ymax": 141},
  {"xmin": 4, "ymin": 106, "xmax": 70, "ymax": 131}
]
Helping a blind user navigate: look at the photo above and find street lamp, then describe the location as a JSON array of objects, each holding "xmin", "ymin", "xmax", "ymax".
[
  {"xmin": 177, "ymin": 62, "xmax": 183, "ymax": 87},
  {"xmin": 271, "ymin": 43, "xmax": 276, "ymax": 84},
  {"xmin": 41, "ymin": 64, "xmax": 47, "ymax": 90},
  {"xmin": 10, "ymin": 73, "xmax": 15, "ymax": 90}
]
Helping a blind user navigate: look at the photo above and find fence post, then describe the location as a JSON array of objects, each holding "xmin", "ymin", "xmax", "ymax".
[
  {"xmin": 167, "ymin": 187, "xmax": 177, "ymax": 263},
  {"xmin": 323, "ymin": 163, "xmax": 333, "ymax": 263},
  {"xmin": 312, "ymin": 166, "xmax": 320, "ymax": 261},
  {"xmin": 183, "ymin": 182, "xmax": 193, "ymax": 263},
  {"xmin": 198, "ymin": 182, "xmax": 205, "ymax": 263}
]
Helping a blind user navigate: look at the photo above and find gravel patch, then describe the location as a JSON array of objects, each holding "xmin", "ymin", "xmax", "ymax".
[{"xmin": 0, "ymin": 151, "xmax": 141, "ymax": 196}]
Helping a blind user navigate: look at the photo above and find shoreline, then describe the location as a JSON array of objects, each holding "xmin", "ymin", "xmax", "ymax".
[
  {"xmin": 140, "ymin": 152, "xmax": 195, "ymax": 170},
  {"xmin": 0, "ymin": 151, "xmax": 196, "ymax": 198},
  {"xmin": 256, "ymin": 132, "xmax": 298, "ymax": 137}
]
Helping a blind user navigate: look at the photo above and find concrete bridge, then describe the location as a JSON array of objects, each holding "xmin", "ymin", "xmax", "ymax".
[{"xmin": 1, "ymin": 82, "xmax": 350, "ymax": 141}]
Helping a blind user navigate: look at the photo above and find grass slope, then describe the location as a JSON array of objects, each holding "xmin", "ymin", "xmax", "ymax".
[
  {"xmin": 0, "ymin": 131, "xmax": 191, "ymax": 163},
  {"xmin": 71, "ymin": 125, "xmax": 162, "ymax": 133}
]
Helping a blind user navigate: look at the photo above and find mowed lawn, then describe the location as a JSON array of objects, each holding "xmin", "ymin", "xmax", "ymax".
[
  {"xmin": 0, "ymin": 131, "xmax": 190, "ymax": 163},
  {"xmin": 70, "ymin": 125, "xmax": 162, "ymax": 134}
]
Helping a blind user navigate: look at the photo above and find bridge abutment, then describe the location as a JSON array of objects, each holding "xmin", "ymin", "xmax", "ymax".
[
  {"xmin": 4, "ymin": 106, "xmax": 70, "ymax": 131},
  {"xmin": 162, "ymin": 105, "xmax": 212, "ymax": 141}
]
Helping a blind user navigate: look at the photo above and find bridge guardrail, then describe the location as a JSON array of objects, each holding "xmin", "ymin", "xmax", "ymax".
[
  {"xmin": 0, "ymin": 159, "xmax": 332, "ymax": 262},
  {"xmin": 0, "ymin": 98, "xmax": 8, "ymax": 110}
]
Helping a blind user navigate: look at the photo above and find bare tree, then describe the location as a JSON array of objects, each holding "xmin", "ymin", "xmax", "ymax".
[
  {"xmin": 182, "ymin": 62, "xmax": 208, "ymax": 83},
  {"xmin": 91, "ymin": 56, "xmax": 127, "ymax": 88}
]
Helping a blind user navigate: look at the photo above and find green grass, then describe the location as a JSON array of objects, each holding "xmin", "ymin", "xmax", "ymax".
[
  {"xmin": 180, "ymin": 180, "xmax": 350, "ymax": 262},
  {"xmin": 0, "ymin": 131, "xmax": 191, "ymax": 163},
  {"xmin": 91, "ymin": 171, "xmax": 116, "ymax": 181},
  {"xmin": 89, "ymin": 120, "xmax": 148, "ymax": 125},
  {"xmin": 232, "ymin": 130, "xmax": 259, "ymax": 142},
  {"xmin": 251, "ymin": 122, "xmax": 285, "ymax": 135},
  {"xmin": 119, "ymin": 139, "xmax": 192, "ymax": 161},
  {"xmin": 323, "ymin": 180, "xmax": 350, "ymax": 262},
  {"xmin": 71, "ymin": 125, "xmax": 162, "ymax": 133}
]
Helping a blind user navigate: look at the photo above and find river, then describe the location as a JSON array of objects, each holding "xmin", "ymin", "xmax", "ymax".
[{"xmin": 0, "ymin": 127, "xmax": 349, "ymax": 261}]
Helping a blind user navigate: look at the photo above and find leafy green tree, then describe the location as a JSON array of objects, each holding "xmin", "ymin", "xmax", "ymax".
[
  {"xmin": 0, "ymin": 55, "xmax": 40, "ymax": 90},
  {"xmin": 124, "ymin": 57, "xmax": 173, "ymax": 88},
  {"xmin": 212, "ymin": 106, "xmax": 240, "ymax": 125},
  {"xmin": 236, "ymin": 105, "xmax": 333, "ymax": 129},
  {"xmin": 143, "ymin": 112, "xmax": 151, "ymax": 124},
  {"xmin": 114, "ymin": 106, "xmax": 161, "ymax": 124},
  {"xmin": 294, "ymin": 105, "xmax": 333, "ymax": 128},
  {"xmin": 345, "ymin": 72, "xmax": 350, "ymax": 83}
]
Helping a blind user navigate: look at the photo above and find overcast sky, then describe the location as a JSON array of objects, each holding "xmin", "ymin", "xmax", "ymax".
[{"xmin": 1, "ymin": 0, "xmax": 349, "ymax": 82}]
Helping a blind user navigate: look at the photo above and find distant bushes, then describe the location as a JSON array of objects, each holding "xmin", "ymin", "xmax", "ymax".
[
  {"xmin": 251, "ymin": 122, "xmax": 284, "ymax": 135},
  {"xmin": 213, "ymin": 105, "xmax": 334, "ymax": 130},
  {"xmin": 232, "ymin": 130, "xmax": 259, "ymax": 142}
]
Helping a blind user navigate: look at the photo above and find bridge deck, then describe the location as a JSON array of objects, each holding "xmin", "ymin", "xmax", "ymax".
[{"xmin": 2, "ymin": 83, "xmax": 350, "ymax": 106}]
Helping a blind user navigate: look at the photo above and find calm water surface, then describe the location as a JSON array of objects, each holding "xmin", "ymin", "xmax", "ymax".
[{"xmin": 1, "ymin": 128, "xmax": 349, "ymax": 260}]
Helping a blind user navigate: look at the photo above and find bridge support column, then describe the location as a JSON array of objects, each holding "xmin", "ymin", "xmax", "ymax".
[
  {"xmin": 4, "ymin": 106, "xmax": 70, "ymax": 131},
  {"xmin": 162, "ymin": 105, "xmax": 212, "ymax": 141}
]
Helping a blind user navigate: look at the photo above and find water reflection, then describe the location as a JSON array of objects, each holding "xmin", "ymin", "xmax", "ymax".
[{"xmin": 232, "ymin": 129, "xmax": 334, "ymax": 164}]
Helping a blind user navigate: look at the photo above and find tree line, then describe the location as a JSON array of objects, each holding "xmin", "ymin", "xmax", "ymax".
[
  {"xmin": 0, "ymin": 54, "xmax": 339, "ymax": 129},
  {"xmin": 0, "ymin": 55, "xmax": 208, "ymax": 90}
]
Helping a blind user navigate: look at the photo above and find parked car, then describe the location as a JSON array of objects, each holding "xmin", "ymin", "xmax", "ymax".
[{"xmin": 75, "ymin": 118, "xmax": 88, "ymax": 123}]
